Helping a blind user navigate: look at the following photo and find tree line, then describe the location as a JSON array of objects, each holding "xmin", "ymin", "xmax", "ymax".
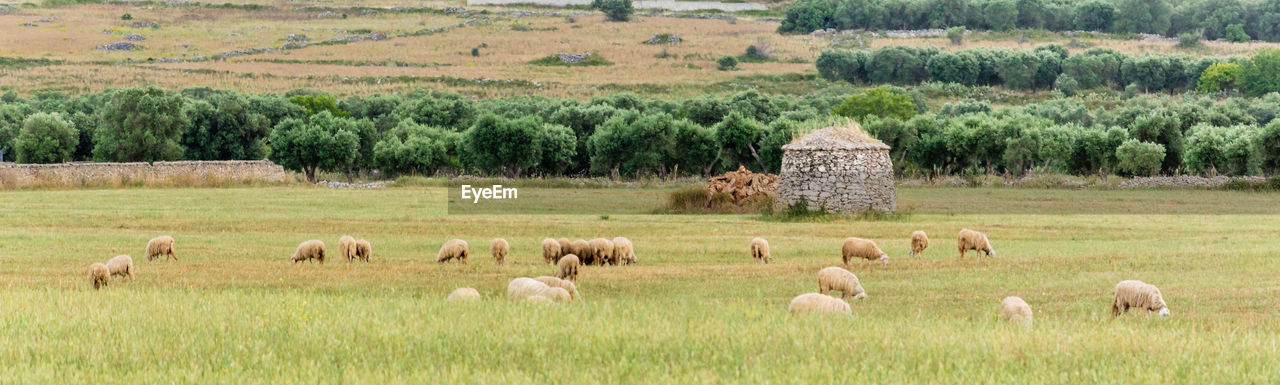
[
  {"xmin": 817, "ymin": 46, "xmax": 1280, "ymax": 95},
  {"xmin": 779, "ymin": 0, "xmax": 1280, "ymax": 41}
]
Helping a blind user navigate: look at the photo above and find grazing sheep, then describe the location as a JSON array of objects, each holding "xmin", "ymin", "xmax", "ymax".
[
  {"xmin": 525, "ymin": 295, "xmax": 553, "ymax": 304},
  {"xmin": 437, "ymin": 239, "xmax": 469, "ymax": 264},
  {"xmin": 612, "ymin": 237, "xmax": 636, "ymax": 265},
  {"xmin": 491, "ymin": 238, "xmax": 510, "ymax": 265},
  {"xmin": 788, "ymin": 293, "xmax": 852, "ymax": 315},
  {"xmin": 590, "ymin": 238, "xmax": 616, "ymax": 265},
  {"xmin": 339, "ymin": 235, "xmax": 357, "ymax": 262},
  {"xmin": 106, "ymin": 255, "xmax": 134, "ymax": 281},
  {"xmin": 89, "ymin": 263, "xmax": 109, "ymax": 290},
  {"xmin": 1000, "ymin": 296, "xmax": 1033, "ymax": 327},
  {"xmin": 957, "ymin": 229, "xmax": 995, "ymax": 258},
  {"xmin": 354, "ymin": 239, "xmax": 372, "ymax": 262},
  {"xmin": 507, "ymin": 277, "xmax": 571, "ymax": 302},
  {"xmin": 557, "ymin": 254, "xmax": 580, "ymax": 282},
  {"xmin": 535, "ymin": 276, "xmax": 578, "ymax": 299},
  {"xmin": 842, "ymin": 237, "xmax": 889, "ymax": 265},
  {"xmin": 817, "ymin": 266, "xmax": 866, "ymax": 300},
  {"xmin": 146, "ymin": 236, "xmax": 176, "ymax": 262},
  {"xmin": 291, "ymin": 239, "xmax": 326, "ymax": 264},
  {"xmin": 750, "ymin": 237, "xmax": 770, "ymax": 264},
  {"xmin": 910, "ymin": 231, "xmax": 929, "ymax": 257},
  {"xmin": 569, "ymin": 239, "xmax": 592, "ymax": 265},
  {"xmin": 446, "ymin": 288, "xmax": 481, "ymax": 302},
  {"xmin": 542, "ymin": 238, "xmax": 562, "ymax": 264},
  {"xmin": 1112, "ymin": 280, "xmax": 1171, "ymax": 318},
  {"xmin": 556, "ymin": 238, "xmax": 571, "ymax": 260}
]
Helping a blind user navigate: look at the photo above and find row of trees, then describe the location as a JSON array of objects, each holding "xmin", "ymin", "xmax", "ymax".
[
  {"xmin": 779, "ymin": 0, "xmax": 1280, "ymax": 41},
  {"xmin": 817, "ymin": 47, "xmax": 1280, "ymax": 95}
]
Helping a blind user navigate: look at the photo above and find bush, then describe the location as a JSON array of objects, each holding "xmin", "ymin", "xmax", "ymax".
[
  {"xmin": 947, "ymin": 27, "xmax": 965, "ymax": 45},
  {"xmin": 591, "ymin": 0, "xmax": 634, "ymax": 22},
  {"xmin": 528, "ymin": 54, "xmax": 613, "ymax": 67},
  {"xmin": 93, "ymin": 86, "xmax": 187, "ymax": 162},
  {"xmin": 1241, "ymin": 49, "xmax": 1280, "ymax": 97},
  {"xmin": 372, "ymin": 120, "xmax": 458, "ymax": 177},
  {"xmin": 1177, "ymin": 31, "xmax": 1202, "ymax": 48},
  {"xmin": 1225, "ymin": 24, "xmax": 1250, "ymax": 43},
  {"xmin": 717, "ymin": 55, "xmax": 738, "ymax": 71},
  {"xmin": 1054, "ymin": 74, "xmax": 1081, "ymax": 96},
  {"xmin": 832, "ymin": 87, "xmax": 916, "ymax": 122},
  {"xmin": 1197, "ymin": 63, "xmax": 1243, "ymax": 93},
  {"xmin": 121, "ymin": 13, "xmax": 132, "ymax": 20},
  {"xmin": 267, "ymin": 111, "xmax": 362, "ymax": 182},
  {"xmin": 14, "ymin": 112, "xmax": 77, "ymax": 164},
  {"xmin": 1115, "ymin": 139, "xmax": 1166, "ymax": 176}
]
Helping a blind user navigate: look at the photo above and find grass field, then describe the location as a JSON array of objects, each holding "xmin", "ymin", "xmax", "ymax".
[{"xmin": 1, "ymin": 185, "xmax": 1278, "ymax": 383}]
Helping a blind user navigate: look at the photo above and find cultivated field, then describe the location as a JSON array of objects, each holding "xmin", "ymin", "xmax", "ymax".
[{"xmin": 1, "ymin": 186, "xmax": 1278, "ymax": 383}]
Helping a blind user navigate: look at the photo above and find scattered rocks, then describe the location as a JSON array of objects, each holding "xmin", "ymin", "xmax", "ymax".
[
  {"xmin": 20, "ymin": 23, "xmax": 37, "ymax": 27},
  {"xmin": 286, "ymin": 33, "xmax": 309, "ymax": 42},
  {"xmin": 98, "ymin": 42, "xmax": 139, "ymax": 51},
  {"xmin": 124, "ymin": 34, "xmax": 146, "ymax": 41},
  {"xmin": 643, "ymin": 33, "xmax": 681, "ymax": 44},
  {"xmin": 317, "ymin": 180, "xmax": 386, "ymax": 189},
  {"xmin": 317, "ymin": 11, "xmax": 339, "ymax": 18},
  {"xmin": 0, "ymin": 5, "xmax": 13, "ymax": 13},
  {"xmin": 443, "ymin": 6, "xmax": 467, "ymax": 13},
  {"xmin": 1138, "ymin": 33, "xmax": 1178, "ymax": 42},
  {"xmin": 34, "ymin": 17, "xmax": 56, "ymax": 23},
  {"xmin": 1119, "ymin": 175, "xmax": 1263, "ymax": 189},
  {"xmin": 756, "ymin": 17, "xmax": 783, "ymax": 22},
  {"xmin": 556, "ymin": 53, "xmax": 593, "ymax": 64},
  {"xmin": 131, "ymin": 21, "xmax": 158, "ymax": 28}
]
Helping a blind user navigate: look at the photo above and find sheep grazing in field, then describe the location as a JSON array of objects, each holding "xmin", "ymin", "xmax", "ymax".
[
  {"xmin": 437, "ymin": 239, "xmax": 469, "ymax": 264},
  {"xmin": 542, "ymin": 238, "xmax": 562, "ymax": 264},
  {"xmin": 291, "ymin": 239, "xmax": 326, "ymax": 264},
  {"xmin": 354, "ymin": 239, "xmax": 372, "ymax": 262},
  {"xmin": 1000, "ymin": 296, "xmax": 1033, "ymax": 327},
  {"xmin": 750, "ymin": 237, "xmax": 770, "ymax": 264},
  {"xmin": 89, "ymin": 263, "xmax": 109, "ymax": 290},
  {"xmin": 535, "ymin": 276, "xmax": 578, "ymax": 299},
  {"xmin": 788, "ymin": 293, "xmax": 852, "ymax": 315},
  {"xmin": 842, "ymin": 237, "xmax": 888, "ymax": 265},
  {"xmin": 1112, "ymin": 280, "xmax": 1170, "ymax": 318},
  {"xmin": 106, "ymin": 255, "xmax": 134, "ymax": 281},
  {"xmin": 910, "ymin": 231, "xmax": 929, "ymax": 257},
  {"xmin": 570, "ymin": 239, "xmax": 592, "ymax": 265},
  {"xmin": 612, "ymin": 237, "xmax": 636, "ymax": 265},
  {"xmin": 447, "ymin": 288, "xmax": 482, "ymax": 302},
  {"xmin": 957, "ymin": 229, "xmax": 995, "ymax": 258},
  {"xmin": 817, "ymin": 266, "xmax": 866, "ymax": 300},
  {"xmin": 339, "ymin": 235, "xmax": 357, "ymax": 262},
  {"xmin": 556, "ymin": 238, "xmax": 571, "ymax": 259},
  {"xmin": 491, "ymin": 238, "xmax": 510, "ymax": 265},
  {"xmin": 590, "ymin": 238, "xmax": 616, "ymax": 265},
  {"xmin": 557, "ymin": 254, "xmax": 580, "ymax": 281},
  {"xmin": 146, "ymin": 235, "xmax": 176, "ymax": 262},
  {"xmin": 507, "ymin": 277, "xmax": 570, "ymax": 302},
  {"xmin": 525, "ymin": 295, "xmax": 553, "ymax": 304}
]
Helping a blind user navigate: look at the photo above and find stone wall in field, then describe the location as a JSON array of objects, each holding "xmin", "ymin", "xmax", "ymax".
[
  {"xmin": 0, "ymin": 160, "xmax": 288, "ymax": 187},
  {"xmin": 776, "ymin": 125, "xmax": 896, "ymax": 214}
]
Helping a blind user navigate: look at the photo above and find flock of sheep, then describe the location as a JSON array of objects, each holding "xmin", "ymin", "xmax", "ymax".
[{"xmin": 87, "ymin": 229, "xmax": 1171, "ymax": 322}]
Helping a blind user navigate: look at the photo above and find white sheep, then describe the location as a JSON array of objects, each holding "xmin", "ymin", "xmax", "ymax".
[
  {"xmin": 542, "ymin": 238, "xmax": 562, "ymax": 264},
  {"xmin": 339, "ymin": 235, "xmax": 357, "ymax": 262},
  {"xmin": 842, "ymin": 237, "xmax": 888, "ymax": 265},
  {"xmin": 556, "ymin": 238, "xmax": 571, "ymax": 260},
  {"xmin": 447, "ymin": 288, "xmax": 482, "ymax": 302},
  {"xmin": 354, "ymin": 239, "xmax": 372, "ymax": 262},
  {"xmin": 106, "ymin": 255, "xmax": 134, "ymax": 281},
  {"xmin": 817, "ymin": 266, "xmax": 866, "ymax": 300},
  {"xmin": 146, "ymin": 235, "xmax": 176, "ymax": 261},
  {"xmin": 491, "ymin": 238, "xmax": 509, "ymax": 265},
  {"xmin": 612, "ymin": 237, "xmax": 636, "ymax": 265},
  {"xmin": 437, "ymin": 239, "xmax": 469, "ymax": 264},
  {"xmin": 535, "ymin": 276, "xmax": 578, "ymax": 299},
  {"xmin": 590, "ymin": 238, "xmax": 615, "ymax": 265},
  {"xmin": 750, "ymin": 237, "xmax": 770, "ymax": 264},
  {"xmin": 957, "ymin": 229, "xmax": 995, "ymax": 258},
  {"xmin": 910, "ymin": 231, "xmax": 929, "ymax": 257},
  {"xmin": 1000, "ymin": 296, "xmax": 1033, "ymax": 327},
  {"xmin": 570, "ymin": 239, "xmax": 592, "ymax": 265},
  {"xmin": 1112, "ymin": 280, "xmax": 1170, "ymax": 318},
  {"xmin": 788, "ymin": 293, "xmax": 852, "ymax": 315},
  {"xmin": 89, "ymin": 263, "xmax": 109, "ymax": 290},
  {"xmin": 558, "ymin": 254, "xmax": 580, "ymax": 281},
  {"xmin": 507, "ymin": 277, "xmax": 570, "ymax": 302},
  {"xmin": 291, "ymin": 239, "xmax": 326, "ymax": 264}
]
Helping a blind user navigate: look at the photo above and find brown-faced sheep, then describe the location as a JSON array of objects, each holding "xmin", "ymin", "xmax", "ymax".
[
  {"xmin": 447, "ymin": 288, "xmax": 481, "ymax": 302},
  {"xmin": 957, "ymin": 229, "xmax": 995, "ymax": 258},
  {"xmin": 842, "ymin": 237, "xmax": 888, "ymax": 265},
  {"xmin": 570, "ymin": 239, "xmax": 592, "ymax": 265},
  {"xmin": 89, "ymin": 263, "xmax": 109, "ymax": 290},
  {"xmin": 146, "ymin": 236, "xmax": 176, "ymax": 262},
  {"xmin": 542, "ymin": 238, "xmax": 562, "ymax": 264},
  {"xmin": 788, "ymin": 293, "xmax": 852, "ymax": 315},
  {"xmin": 291, "ymin": 239, "xmax": 326, "ymax": 264},
  {"xmin": 535, "ymin": 276, "xmax": 578, "ymax": 299},
  {"xmin": 437, "ymin": 239, "xmax": 469, "ymax": 264},
  {"xmin": 1112, "ymin": 280, "xmax": 1170, "ymax": 318},
  {"xmin": 106, "ymin": 255, "xmax": 134, "ymax": 281},
  {"xmin": 339, "ymin": 235, "xmax": 357, "ymax": 262},
  {"xmin": 590, "ymin": 238, "xmax": 615, "ymax": 265},
  {"xmin": 817, "ymin": 266, "xmax": 866, "ymax": 300},
  {"xmin": 612, "ymin": 237, "xmax": 635, "ymax": 265},
  {"xmin": 557, "ymin": 254, "xmax": 580, "ymax": 281},
  {"xmin": 355, "ymin": 239, "xmax": 372, "ymax": 262},
  {"xmin": 1000, "ymin": 296, "xmax": 1033, "ymax": 327},
  {"xmin": 910, "ymin": 231, "xmax": 929, "ymax": 257},
  {"xmin": 491, "ymin": 238, "xmax": 509, "ymax": 265},
  {"xmin": 507, "ymin": 277, "xmax": 571, "ymax": 302},
  {"xmin": 750, "ymin": 237, "xmax": 770, "ymax": 264}
]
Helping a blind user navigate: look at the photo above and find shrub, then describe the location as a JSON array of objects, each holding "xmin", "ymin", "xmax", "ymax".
[
  {"xmin": 1115, "ymin": 139, "xmax": 1166, "ymax": 176},
  {"xmin": 591, "ymin": 0, "xmax": 634, "ymax": 22},
  {"xmin": 181, "ymin": 92, "xmax": 271, "ymax": 160},
  {"xmin": 14, "ymin": 112, "xmax": 77, "ymax": 164},
  {"xmin": 1197, "ymin": 63, "xmax": 1243, "ymax": 93},
  {"xmin": 372, "ymin": 120, "xmax": 458, "ymax": 177},
  {"xmin": 947, "ymin": 27, "xmax": 965, "ymax": 45},
  {"xmin": 528, "ymin": 54, "xmax": 613, "ymax": 67},
  {"xmin": 1240, "ymin": 49, "xmax": 1280, "ymax": 97},
  {"xmin": 121, "ymin": 13, "xmax": 132, "ymax": 20},
  {"xmin": 1055, "ymin": 74, "xmax": 1081, "ymax": 96},
  {"xmin": 267, "ymin": 111, "xmax": 361, "ymax": 182},
  {"xmin": 464, "ymin": 114, "xmax": 544, "ymax": 177},
  {"xmin": 1177, "ymin": 31, "xmax": 1202, "ymax": 48},
  {"xmin": 717, "ymin": 56, "xmax": 738, "ymax": 71},
  {"xmin": 471, "ymin": 47, "xmax": 480, "ymax": 57},
  {"xmin": 832, "ymin": 87, "xmax": 916, "ymax": 122},
  {"xmin": 1225, "ymin": 24, "xmax": 1250, "ymax": 43},
  {"xmin": 92, "ymin": 86, "xmax": 187, "ymax": 162}
]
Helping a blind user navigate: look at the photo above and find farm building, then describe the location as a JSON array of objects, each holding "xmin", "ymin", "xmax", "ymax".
[{"xmin": 775, "ymin": 122, "xmax": 896, "ymax": 214}]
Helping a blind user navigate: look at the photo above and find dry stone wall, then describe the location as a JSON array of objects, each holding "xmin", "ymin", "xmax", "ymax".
[
  {"xmin": 0, "ymin": 160, "xmax": 287, "ymax": 187},
  {"xmin": 776, "ymin": 149, "xmax": 896, "ymax": 213}
]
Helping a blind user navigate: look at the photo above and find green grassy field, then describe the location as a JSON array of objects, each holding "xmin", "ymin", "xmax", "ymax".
[{"xmin": 1, "ymin": 186, "xmax": 1278, "ymax": 383}]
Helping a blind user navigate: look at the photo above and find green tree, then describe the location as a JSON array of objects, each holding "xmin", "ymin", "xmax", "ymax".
[
  {"xmin": 372, "ymin": 120, "xmax": 457, "ymax": 177},
  {"xmin": 1256, "ymin": 120, "xmax": 1280, "ymax": 174},
  {"xmin": 591, "ymin": 0, "xmax": 634, "ymax": 22},
  {"xmin": 1116, "ymin": 139, "xmax": 1166, "ymax": 176},
  {"xmin": 464, "ymin": 114, "xmax": 544, "ymax": 177},
  {"xmin": 778, "ymin": 0, "xmax": 838, "ymax": 33},
  {"xmin": 393, "ymin": 91, "xmax": 475, "ymax": 130},
  {"xmin": 1224, "ymin": 24, "xmax": 1250, "ymax": 42},
  {"xmin": 713, "ymin": 112, "xmax": 767, "ymax": 171},
  {"xmin": 758, "ymin": 118, "xmax": 800, "ymax": 173},
  {"xmin": 537, "ymin": 124, "xmax": 578, "ymax": 175},
  {"xmin": 181, "ymin": 92, "xmax": 271, "ymax": 160},
  {"xmin": 1240, "ymin": 49, "xmax": 1280, "ymax": 97},
  {"xmin": 1197, "ymin": 63, "xmax": 1243, "ymax": 93},
  {"xmin": 926, "ymin": 51, "xmax": 980, "ymax": 85},
  {"xmin": 717, "ymin": 56, "xmax": 738, "ymax": 71},
  {"xmin": 669, "ymin": 120, "xmax": 719, "ymax": 176},
  {"xmin": 14, "ymin": 112, "xmax": 78, "ymax": 164},
  {"xmin": 267, "ymin": 111, "xmax": 361, "ymax": 182},
  {"xmin": 983, "ymin": 0, "xmax": 1018, "ymax": 31},
  {"xmin": 288, "ymin": 94, "xmax": 348, "ymax": 117},
  {"xmin": 1074, "ymin": 0, "xmax": 1115, "ymax": 32},
  {"xmin": 832, "ymin": 87, "xmax": 917, "ymax": 122},
  {"xmin": 93, "ymin": 86, "xmax": 187, "ymax": 162},
  {"xmin": 1114, "ymin": 0, "xmax": 1171, "ymax": 35},
  {"xmin": 1128, "ymin": 109, "xmax": 1183, "ymax": 172}
]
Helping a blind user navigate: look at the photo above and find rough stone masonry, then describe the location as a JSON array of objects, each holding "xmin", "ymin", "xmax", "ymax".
[{"xmin": 775, "ymin": 124, "xmax": 896, "ymax": 214}]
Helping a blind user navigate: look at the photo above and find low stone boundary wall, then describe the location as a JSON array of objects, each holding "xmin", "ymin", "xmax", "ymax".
[{"xmin": 0, "ymin": 160, "xmax": 288, "ymax": 188}]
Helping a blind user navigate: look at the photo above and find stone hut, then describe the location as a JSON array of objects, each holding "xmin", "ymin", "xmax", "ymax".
[{"xmin": 775, "ymin": 122, "xmax": 896, "ymax": 213}]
